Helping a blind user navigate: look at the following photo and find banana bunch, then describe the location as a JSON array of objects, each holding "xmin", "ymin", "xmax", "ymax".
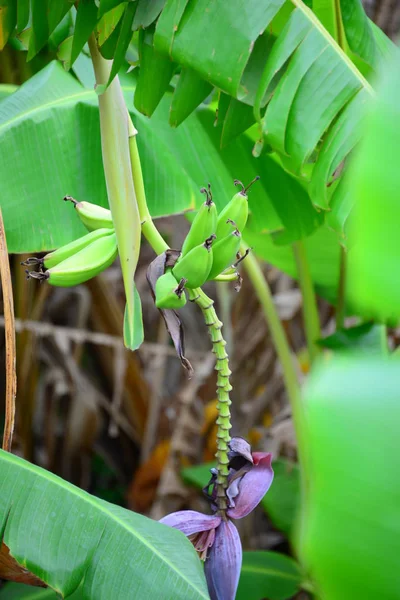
[
  {"xmin": 23, "ymin": 198, "xmax": 118, "ymax": 287},
  {"xmin": 155, "ymin": 178, "xmax": 259, "ymax": 309}
]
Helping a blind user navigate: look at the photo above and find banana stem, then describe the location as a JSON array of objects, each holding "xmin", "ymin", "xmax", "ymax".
[
  {"xmin": 189, "ymin": 288, "xmax": 232, "ymax": 514},
  {"xmin": 336, "ymin": 245, "xmax": 347, "ymax": 329},
  {"xmin": 88, "ymin": 36, "xmax": 141, "ymax": 345},
  {"xmin": 241, "ymin": 242, "xmax": 301, "ymax": 428},
  {"xmin": 292, "ymin": 240, "xmax": 321, "ymax": 364},
  {"xmin": 128, "ymin": 118, "xmax": 169, "ymax": 255}
]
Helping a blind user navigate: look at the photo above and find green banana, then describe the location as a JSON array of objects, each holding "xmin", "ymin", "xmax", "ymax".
[
  {"xmin": 64, "ymin": 195, "xmax": 113, "ymax": 231},
  {"xmin": 208, "ymin": 228, "xmax": 242, "ymax": 280},
  {"xmin": 26, "ymin": 232, "xmax": 118, "ymax": 287},
  {"xmin": 155, "ymin": 270, "xmax": 187, "ymax": 309},
  {"xmin": 181, "ymin": 185, "xmax": 217, "ymax": 256},
  {"xmin": 173, "ymin": 235, "xmax": 215, "ymax": 289},
  {"xmin": 21, "ymin": 228, "xmax": 115, "ymax": 270},
  {"xmin": 215, "ymin": 176, "xmax": 259, "ymax": 239}
]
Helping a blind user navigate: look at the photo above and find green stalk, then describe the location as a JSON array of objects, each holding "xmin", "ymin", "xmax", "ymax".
[
  {"xmin": 189, "ymin": 288, "xmax": 232, "ymax": 514},
  {"xmin": 336, "ymin": 245, "xmax": 347, "ymax": 329},
  {"xmin": 127, "ymin": 118, "xmax": 168, "ymax": 255},
  {"xmin": 293, "ymin": 240, "xmax": 321, "ymax": 364},
  {"xmin": 241, "ymin": 243, "xmax": 301, "ymax": 428},
  {"xmin": 88, "ymin": 36, "xmax": 141, "ymax": 346}
]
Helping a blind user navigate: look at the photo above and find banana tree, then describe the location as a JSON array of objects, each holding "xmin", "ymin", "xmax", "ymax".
[{"xmin": 0, "ymin": 1, "xmax": 398, "ymax": 599}]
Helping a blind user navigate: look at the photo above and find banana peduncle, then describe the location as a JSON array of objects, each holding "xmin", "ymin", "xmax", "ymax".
[{"xmin": 189, "ymin": 287, "xmax": 232, "ymax": 514}]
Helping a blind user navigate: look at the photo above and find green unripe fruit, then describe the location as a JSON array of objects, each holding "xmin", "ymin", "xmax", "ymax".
[
  {"xmin": 21, "ymin": 228, "xmax": 115, "ymax": 270},
  {"xmin": 155, "ymin": 270, "xmax": 187, "ymax": 309},
  {"xmin": 181, "ymin": 185, "xmax": 218, "ymax": 256},
  {"xmin": 64, "ymin": 196, "xmax": 113, "ymax": 231},
  {"xmin": 215, "ymin": 176, "xmax": 259, "ymax": 239},
  {"xmin": 173, "ymin": 236, "xmax": 214, "ymax": 289},
  {"xmin": 27, "ymin": 233, "xmax": 118, "ymax": 287},
  {"xmin": 208, "ymin": 229, "xmax": 242, "ymax": 280}
]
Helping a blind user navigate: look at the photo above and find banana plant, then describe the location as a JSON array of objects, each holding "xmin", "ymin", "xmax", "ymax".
[{"xmin": 0, "ymin": 2, "xmax": 398, "ymax": 600}]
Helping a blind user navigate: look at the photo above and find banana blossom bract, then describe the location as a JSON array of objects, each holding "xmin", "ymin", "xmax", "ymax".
[{"xmin": 160, "ymin": 438, "xmax": 274, "ymax": 600}]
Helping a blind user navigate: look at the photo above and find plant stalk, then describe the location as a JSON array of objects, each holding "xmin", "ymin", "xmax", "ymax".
[
  {"xmin": 241, "ymin": 243, "xmax": 301, "ymax": 428},
  {"xmin": 189, "ymin": 288, "xmax": 231, "ymax": 514},
  {"xmin": 88, "ymin": 35, "xmax": 141, "ymax": 346},
  {"xmin": 293, "ymin": 240, "xmax": 321, "ymax": 364},
  {"xmin": 336, "ymin": 245, "xmax": 347, "ymax": 329},
  {"xmin": 127, "ymin": 118, "xmax": 168, "ymax": 255}
]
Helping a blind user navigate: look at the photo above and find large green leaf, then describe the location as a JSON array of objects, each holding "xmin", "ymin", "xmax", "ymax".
[
  {"xmin": 237, "ymin": 551, "xmax": 302, "ymax": 600},
  {"xmin": 154, "ymin": 0, "xmax": 286, "ymax": 98},
  {"xmin": 0, "ymin": 450, "xmax": 209, "ymax": 599},
  {"xmin": 0, "ymin": 582, "xmax": 82, "ymax": 599},
  {"xmin": 347, "ymin": 55, "xmax": 400, "ymax": 324},
  {"xmin": 300, "ymin": 357, "xmax": 400, "ymax": 600},
  {"xmin": 28, "ymin": 0, "xmax": 72, "ymax": 60},
  {"xmin": 245, "ymin": 225, "xmax": 340, "ymax": 293},
  {"xmin": 1, "ymin": 60, "xmax": 324, "ymax": 255},
  {"xmin": 0, "ymin": 83, "xmax": 17, "ymax": 101},
  {"xmin": 261, "ymin": 459, "xmax": 300, "ymax": 537},
  {"xmin": 339, "ymin": 0, "xmax": 396, "ymax": 69},
  {"xmin": 317, "ymin": 323, "xmax": 388, "ymax": 356},
  {"xmin": 0, "ymin": 0, "xmax": 16, "ymax": 49},
  {"xmin": 150, "ymin": 1, "xmax": 375, "ymax": 215},
  {"xmin": 0, "ymin": 61, "xmax": 197, "ymax": 253}
]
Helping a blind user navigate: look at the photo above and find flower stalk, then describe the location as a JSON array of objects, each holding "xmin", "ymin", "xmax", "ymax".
[
  {"xmin": 88, "ymin": 36, "xmax": 141, "ymax": 348},
  {"xmin": 189, "ymin": 288, "xmax": 232, "ymax": 514}
]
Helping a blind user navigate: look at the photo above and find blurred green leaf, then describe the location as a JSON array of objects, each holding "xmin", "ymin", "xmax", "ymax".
[
  {"xmin": 70, "ymin": 0, "xmax": 98, "ymax": 66},
  {"xmin": 237, "ymin": 551, "xmax": 302, "ymax": 600},
  {"xmin": 301, "ymin": 356, "xmax": 400, "ymax": 600},
  {"xmin": 169, "ymin": 68, "xmax": 213, "ymax": 128},
  {"xmin": 0, "ymin": 0, "xmax": 16, "ymax": 50},
  {"xmin": 245, "ymin": 226, "xmax": 340, "ymax": 293},
  {"xmin": 96, "ymin": 3, "xmax": 125, "ymax": 47},
  {"xmin": 317, "ymin": 323, "xmax": 388, "ymax": 355},
  {"xmin": 0, "ymin": 450, "xmax": 209, "ymax": 599},
  {"xmin": 220, "ymin": 99, "xmax": 256, "ymax": 149},
  {"xmin": 16, "ymin": 0, "xmax": 29, "ymax": 34},
  {"xmin": 261, "ymin": 459, "xmax": 300, "ymax": 537},
  {"xmin": 309, "ymin": 88, "xmax": 368, "ymax": 211},
  {"xmin": 98, "ymin": 0, "xmax": 126, "ymax": 20},
  {"xmin": 135, "ymin": 27, "xmax": 175, "ymax": 117},
  {"xmin": 312, "ymin": 0, "xmax": 340, "ymax": 39},
  {"xmin": 181, "ymin": 462, "xmax": 214, "ymax": 489},
  {"xmin": 107, "ymin": 2, "xmax": 136, "ymax": 86},
  {"xmin": 132, "ymin": 0, "xmax": 166, "ymax": 30},
  {"xmin": 28, "ymin": 0, "xmax": 72, "ymax": 60},
  {"xmin": 0, "ymin": 83, "xmax": 17, "ymax": 101},
  {"xmin": 154, "ymin": 0, "xmax": 286, "ymax": 98},
  {"xmin": 0, "ymin": 583, "xmax": 83, "ymax": 599},
  {"xmin": 340, "ymin": 0, "xmax": 397, "ymax": 69},
  {"xmin": 348, "ymin": 55, "xmax": 400, "ymax": 324}
]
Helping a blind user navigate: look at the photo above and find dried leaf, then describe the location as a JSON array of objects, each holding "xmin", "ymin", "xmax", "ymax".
[{"xmin": 146, "ymin": 252, "xmax": 193, "ymax": 376}]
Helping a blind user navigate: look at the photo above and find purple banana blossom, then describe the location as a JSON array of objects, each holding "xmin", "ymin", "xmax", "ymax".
[{"xmin": 160, "ymin": 440, "xmax": 274, "ymax": 600}]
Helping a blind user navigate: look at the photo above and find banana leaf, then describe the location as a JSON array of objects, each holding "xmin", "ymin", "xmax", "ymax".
[{"xmin": 0, "ymin": 450, "xmax": 209, "ymax": 599}]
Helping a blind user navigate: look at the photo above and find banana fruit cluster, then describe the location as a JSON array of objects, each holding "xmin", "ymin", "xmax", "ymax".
[
  {"xmin": 155, "ymin": 177, "xmax": 259, "ymax": 310},
  {"xmin": 23, "ymin": 197, "xmax": 118, "ymax": 287}
]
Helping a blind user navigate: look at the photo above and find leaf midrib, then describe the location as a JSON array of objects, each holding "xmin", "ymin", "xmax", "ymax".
[
  {"xmin": 241, "ymin": 563, "xmax": 300, "ymax": 581},
  {"xmin": 290, "ymin": 0, "xmax": 373, "ymax": 95},
  {"xmin": 1, "ymin": 451, "xmax": 208, "ymax": 599},
  {"xmin": 0, "ymin": 86, "xmax": 136, "ymax": 135}
]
